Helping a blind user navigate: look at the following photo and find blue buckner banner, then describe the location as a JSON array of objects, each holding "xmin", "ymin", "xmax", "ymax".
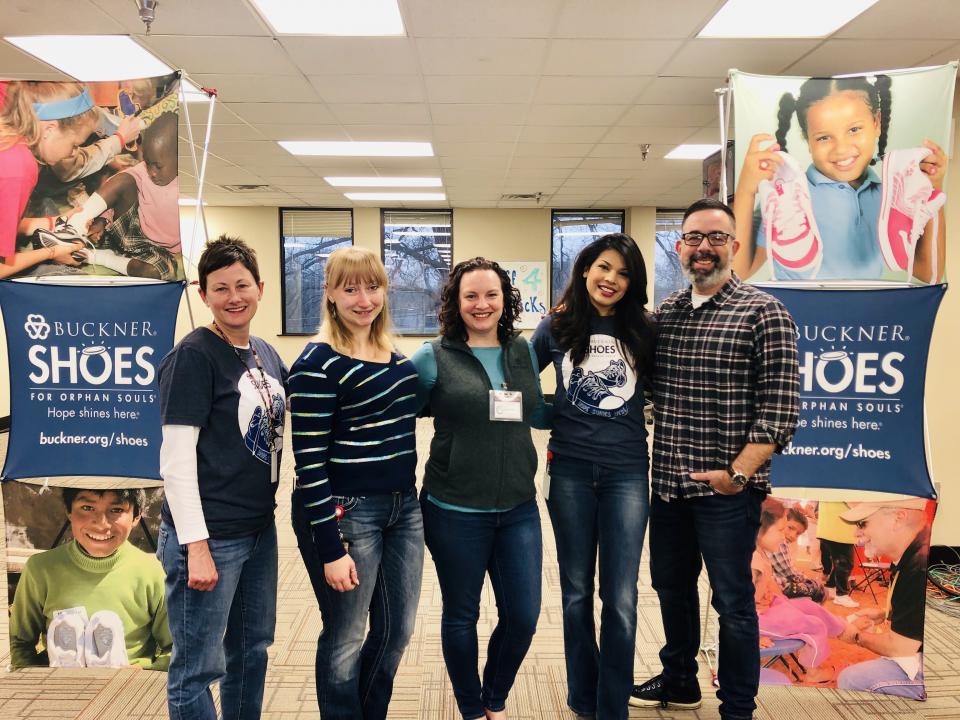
[
  {"xmin": 0, "ymin": 281, "xmax": 183, "ymax": 480},
  {"xmin": 765, "ymin": 285, "xmax": 943, "ymax": 498}
]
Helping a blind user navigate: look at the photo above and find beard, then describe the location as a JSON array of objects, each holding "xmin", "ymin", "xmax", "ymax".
[{"xmin": 683, "ymin": 249, "xmax": 728, "ymax": 288}]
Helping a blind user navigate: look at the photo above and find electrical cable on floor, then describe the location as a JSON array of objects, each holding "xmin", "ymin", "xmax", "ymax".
[{"xmin": 926, "ymin": 557, "xmax": 960, "ymax": 620}]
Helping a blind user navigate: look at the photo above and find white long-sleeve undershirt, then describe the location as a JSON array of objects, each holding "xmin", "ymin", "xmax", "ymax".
[{"xmin": 159, "ymin": 424, "xmax": 208, "ymax": 544}]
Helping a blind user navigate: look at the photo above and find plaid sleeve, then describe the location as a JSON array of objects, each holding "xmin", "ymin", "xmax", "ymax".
[{"xmin": 748, "ymin": 300, "xmax": 800, "ymax": 450}]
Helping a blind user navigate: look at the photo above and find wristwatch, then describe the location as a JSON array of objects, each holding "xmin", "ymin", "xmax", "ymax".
[{"xmin": 726, "ymin": 464, "xmax": 748, "ymax": 488}]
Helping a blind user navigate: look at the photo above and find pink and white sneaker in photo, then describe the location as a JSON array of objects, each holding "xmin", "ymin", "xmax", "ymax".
[
  {"xmin": 84, "ymin": 610, "xmax": 130, "ymax": 668},
  {"xmin": 759, "ymin": 151, "xmax": 823, "ymax": 279},
  {"xmin": 47, "ymin": 611, "xmax": 88, "ymax": 667},
  {"xmin": 878, "ymin": 147, "xmax": 946, "ymax": 278}
]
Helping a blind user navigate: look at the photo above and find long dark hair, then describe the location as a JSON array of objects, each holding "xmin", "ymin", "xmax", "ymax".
[
  {"xmin": 776, "ymin": 75, "xmax": 892, "ymax": 166},
  {"xmin": 438, "ymin": 257, "xmax": 522, "ymax": 345},
  {"xmin": 551, "ymin": 233, "xmax": 655, "ymax": 378}
]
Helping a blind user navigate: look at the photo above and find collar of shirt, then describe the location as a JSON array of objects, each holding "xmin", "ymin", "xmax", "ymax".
[
  {"xmin": 806, "ymin": 164, "xmax": 881, "ymax": 194},
  {"xmin": 676, "ymin": 272, "xmax": 744, "ymax": 311}
]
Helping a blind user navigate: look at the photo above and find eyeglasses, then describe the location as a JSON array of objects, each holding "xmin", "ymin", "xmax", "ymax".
[{"xmin": 680, "ymin": 231, "xmax": 735, "ymax": 247}]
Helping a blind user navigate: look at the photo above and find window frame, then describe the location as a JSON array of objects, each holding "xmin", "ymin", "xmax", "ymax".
[
  {"xmin": 278, "ymin": 207, "xmax": 354, "ymax": 336},
  {"xmin": 380, "ymin": 208, "xmax": 455, "ymax": 337}
]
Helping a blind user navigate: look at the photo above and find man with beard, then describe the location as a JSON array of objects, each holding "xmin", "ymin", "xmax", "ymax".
[
  {"xmin": 835, "ymin": 499, "xmax": 930, "ymax": 699},
  {"xmin": 630, "ymin": 198, "xmax": 799, "ymax": 720}
]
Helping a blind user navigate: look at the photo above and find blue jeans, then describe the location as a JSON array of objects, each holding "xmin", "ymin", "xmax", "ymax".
[
  {"xmin": 291, "ymin": 487, "xmax": 424, "ymax": 720},
  {"xmin": 649, "ymin": 489, "xmax": 764, "ymax": 720},
  {"xmin": 837, "ymin": 657, "xmax": 925, "ymax": 700},
  {"xmin": 159, "ymin": 519, "xmax": 277, "ymax": 720},
  {"xmin": 546, "ymin": 455, "xmax": 649, "ymax": 720},
  {"xmin": 421, "ymin": 495, "xmax": 542, "ymax": 720}
]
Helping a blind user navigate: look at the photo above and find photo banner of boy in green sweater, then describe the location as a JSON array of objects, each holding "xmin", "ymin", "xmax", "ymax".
[{"xmin": 4, "ymin": 480, "xmax": 170, "ymax": 670}]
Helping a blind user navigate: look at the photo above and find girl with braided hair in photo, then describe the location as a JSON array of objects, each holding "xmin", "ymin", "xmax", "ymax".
[{"xmin": 733, "ymin": 75, "xmax": 948, "ymax": 282}]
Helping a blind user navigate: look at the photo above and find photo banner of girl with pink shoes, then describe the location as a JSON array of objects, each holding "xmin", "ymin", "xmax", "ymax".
[
  {"xmin": 730, "ymin": 63, "xmax": 955, "ymax": 285},
  {"xmin": 0, "ymin": 71, "xmax": 184, "ymax": 282}
]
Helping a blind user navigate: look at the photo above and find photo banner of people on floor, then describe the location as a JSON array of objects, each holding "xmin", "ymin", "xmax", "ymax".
[
  {"xmin": 0, "ymin": 281, "xmax": 182, "ymax": 480},
  {"xmin": 1, "ymin": 72, "xmax": 185, "ymax": 282},
  {"xmin": 2, "ymin": 479, "xmax": 171, "ymax": 671},
  {"xmin": 729, "ymin": 63, "xmax": 954, "ymax": 284}
]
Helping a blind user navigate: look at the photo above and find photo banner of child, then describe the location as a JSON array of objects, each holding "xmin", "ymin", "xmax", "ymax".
[
  {"xmin": 755, "ymin": 495, "xmax": 935, "ymax": 701},
  {"xmin": 2, "ymin": 479, "xmax": 171, "ymax": 671},
  {"xmin": 730, "ymin": 63, "xmax": 955, "ymax": 284},
  {"xmin": 0, "ymin": 72, "xmax": 184, "ymax": 281}
]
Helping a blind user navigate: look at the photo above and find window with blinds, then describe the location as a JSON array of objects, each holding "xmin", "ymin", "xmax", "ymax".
[
  {"xmin": 550, "ymin": 210, "xmax": 624, "ymax": 305},
  {"xmin": 653, "ymin": 209, "xmax": 685, "ymax": 306},
  {"xmin": 280, "ymin": 208, "xmax": 353, "ymax": 334},
  {"xmin": 381, "ymin": 209, "xmax": 453, "ymax": 336}
]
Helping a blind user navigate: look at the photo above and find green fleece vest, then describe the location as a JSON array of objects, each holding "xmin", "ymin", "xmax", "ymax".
[{"xmin": 424, "ymin": 334, "xmax": 540, "ymax": 509}]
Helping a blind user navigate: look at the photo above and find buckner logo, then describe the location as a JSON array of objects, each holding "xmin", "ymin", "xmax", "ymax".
[{"xmin": 24, "ymin": 314, "xmax": 51, "ymax": 341}]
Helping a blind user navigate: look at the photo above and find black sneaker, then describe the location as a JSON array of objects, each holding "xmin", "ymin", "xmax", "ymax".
[{"xmin": 629, "ymin": 674, "xmax": 702, "ymax": 709}]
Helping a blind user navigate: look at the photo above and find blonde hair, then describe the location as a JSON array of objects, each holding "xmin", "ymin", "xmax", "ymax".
[
  {"xmin": 0, "ymin": 81, "xmax": 99, "ymax": 153},
  {"xmin": 319, "ymin": 247, "xmax": 393, "ymax": 354}
]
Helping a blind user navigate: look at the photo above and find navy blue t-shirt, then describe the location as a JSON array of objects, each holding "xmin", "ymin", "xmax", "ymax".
[
  {"xmin": 531, "ymin": 313, "xmax": 649, "ymax": 473},
  {"xmin": 159, "ymin": 327, "xmax": 288, "ymax": 538}
]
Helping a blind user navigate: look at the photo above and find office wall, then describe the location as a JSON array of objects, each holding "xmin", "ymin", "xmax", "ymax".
[{"xmin": 2, "ymin": 197, "xmax": 958, "ymax": 546}]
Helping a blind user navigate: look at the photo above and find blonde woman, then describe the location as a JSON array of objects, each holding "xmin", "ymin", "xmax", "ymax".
[{"xmin": 289, "ymin": 247, "xmax": 423, "ymax": 720}]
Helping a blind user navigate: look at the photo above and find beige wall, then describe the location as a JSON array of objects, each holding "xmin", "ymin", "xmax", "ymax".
[{"xmin": 2, "ymin": 199, "xmax": 959, "ymax": 545}]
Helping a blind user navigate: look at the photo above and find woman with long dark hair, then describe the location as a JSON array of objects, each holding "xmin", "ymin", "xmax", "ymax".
[
  {"xmin": 411, "ymin": 257, "xmax": 550, "ymax": 720},
  {"xmin": 531, "ymin": 233, "xmax": 655, "ymax": 720}
]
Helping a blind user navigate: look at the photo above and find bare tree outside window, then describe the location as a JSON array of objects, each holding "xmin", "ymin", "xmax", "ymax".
[
  {"xmin": 382, "ymin": 210, "xmax": 453, "ymax": 335},
  {"xmin": 280, "ymin": 209, "xmax": 353, "ymax": 334},
  {"xmin": 551, "ymin": 210, "xmax": 624, "ymax": 306},
  {"xmin": 653, "ymin": 211, "xmax": 686, "ymax": 307}
]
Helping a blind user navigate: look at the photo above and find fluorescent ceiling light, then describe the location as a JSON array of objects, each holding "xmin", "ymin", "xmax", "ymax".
[
  {"xmin": 665, "ymin": 144, "xmax": 722, "ymax": 160},
  {"xmin": 324, "ymin": 176, "xmax": 442, "ymax": 187},
  {"xmin": 698, "ymin": 0, "xmax": 879, "ymax": 38},
  {"xmin": 5, "ymin": 35, "xmax": 207, "ymax": 101},
  {"xmin": 280, "ymin": 141, "xmax": 433, "ymax": 157},
  {"xmin": 250, "ymin": 0, "xmax": 405, "ymax": 36},
  {"xmin": 345, "ymin": 192, "xmax": 447, "ymax": 201}
]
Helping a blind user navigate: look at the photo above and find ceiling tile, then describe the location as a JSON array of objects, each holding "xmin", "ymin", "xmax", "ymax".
[
  {"xmin": 329, "ymin": 104, "xmax": 432, "ymax": 125},
  {"xmin": 143, "ymin": 36, "xmax": 299, "ymax": 75},
  {"xmin": 433, "ymin": 125, "xmax": 521, "ymax": 143},
  {"xmin": 430, "ymin": 104, "xmax": 529, "ymax": 125},
  {"xmin": 660, "ymin": 39, "xmax": 820, "ymax": 77},
  {"xmin": 403, "ymin": 0, "xmax": 564, "ymax": 38},
  {"xmin": 636, "ymin": 77, "xmax": 723, "ymax": 105},
  {"xmin": 225, "ymin": 102, "xmax": 339, "ymax": 125},
  {"xmin": 554, "ymin": 0, "xmax": 719, "ymax": 39},
  {"xmin": 97, "ymin": 0, "xmax": 269, "ymax": 35},
  {"xmin": 191, "ymin": 74, "xmax": 321, "ymax": 103},
  {"xmin": 435, "ymin": 141, "xmax": 517, "ymax": 157},
  {"xmin": 786, "ymin": 40, "xmax": 955, "ymax": 76},
  {"xmin": 282, "ymin": 37, "xmax": 419, "ymax": 75},
  {"xmin": 836, "ymin": 0, "xmax": 960, "ymax": 40},
  {"xmin": 525, "ymin": 104, "xmax": 629, "ymax": 126},
  {"xmin": 519, "ymin": 126, "xmax": 608, "ymax": 143},
  {"xmin": 601, "ymin": 126, "xmax": 699, "ymax": 144},
  {"xmin": 544, "ymin": 40, "xmax": 681, "ymax": 76},
  {"xmin": 618, "ymin": 104, "xmax": 717, "ymax": 127},
  {"xmin": 308, "ymin": 75, "xmax": 425, "ymax": 104},
  {"xmin": 417, "ymin": 39, "xmax": 549, "ymax": 76},
  {"xmin": 534, "ymin": 76, "xmax": 654, "ymax": 104},
  {"xmin": 425, "ymin": 76, "xmax": 539, "ymax": 104},
  {"xmin": 513, "ymin": 143, "xmax": 594, "ymax": 158}
]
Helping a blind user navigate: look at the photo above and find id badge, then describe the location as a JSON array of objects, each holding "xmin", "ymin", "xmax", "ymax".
[{"xmin": 489, "ymin": 389, "xmax": 523, "ymax": 422}]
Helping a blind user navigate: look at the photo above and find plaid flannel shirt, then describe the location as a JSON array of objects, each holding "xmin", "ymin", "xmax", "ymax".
[
  {"xmin": 766, "ymin": 542, "xmax": 803, "ymax": 587},
  {"xmin": 652, "ymin": 273, "xmax": 800, "ymax": 500}
]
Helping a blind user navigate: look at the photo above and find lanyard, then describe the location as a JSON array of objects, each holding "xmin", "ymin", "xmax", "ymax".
[{"xmin": 212, "ymin": 322, "xmax": 280, "ymax": 447}]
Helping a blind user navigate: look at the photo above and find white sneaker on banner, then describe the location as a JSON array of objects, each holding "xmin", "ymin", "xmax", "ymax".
[
  {"xmin": 878, "ymin": 147, "xmax": 946, "ymax": 279},
  {"xmin": 84, "ymin": 610, "xmax": 130, "ymax": 668},
  {"xmin": 759, "ymin": 151, "xmax": 823, "ymax": 279},
  {"xmin": 47, "ymin": 609, "xmax": 88, "ymax": 667}
]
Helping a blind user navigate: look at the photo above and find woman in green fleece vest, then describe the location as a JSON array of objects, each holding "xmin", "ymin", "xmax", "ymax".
[{"xmin": 411, "ymin": 257, "xmax": 550, "ymax": 720}]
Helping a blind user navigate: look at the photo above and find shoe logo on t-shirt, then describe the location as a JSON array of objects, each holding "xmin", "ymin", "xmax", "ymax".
[
  {"xmin": 561, "ymin": 334, "xmax": 636, "ymax": 419},
  {"xmin": 237, "ymin": 372, "xmax": 286, "ymax": 464}
]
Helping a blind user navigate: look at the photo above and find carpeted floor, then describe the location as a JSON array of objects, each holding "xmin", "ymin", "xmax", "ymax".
[{"xmin": 1, "ymin": 423, "xmax": 959, "ymax": 719}]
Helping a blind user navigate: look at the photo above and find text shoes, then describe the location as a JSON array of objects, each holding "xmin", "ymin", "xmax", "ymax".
[
  {"xmin": 629, "ymin": 674, "xmax": 702, "ymax": 709},
  {"xmin": 759, "ymin": 151, "xmax": 823, "ymax": 279},
  {"xmin": 878, "ymin": 147, "xmax": 946, "ymax": 281}
]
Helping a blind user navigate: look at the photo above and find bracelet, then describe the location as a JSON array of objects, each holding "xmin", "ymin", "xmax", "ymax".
[{"xmin": 114, "ymin": 130, "xmax": 126, "ymax": 146}]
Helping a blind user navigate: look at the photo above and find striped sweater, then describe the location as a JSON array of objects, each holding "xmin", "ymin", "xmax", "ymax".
[{"xmin": 289, "ymin": 342, "xmax": 418, "ymax": 562}]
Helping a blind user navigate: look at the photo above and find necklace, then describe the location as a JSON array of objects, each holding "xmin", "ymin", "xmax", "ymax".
[{"xmin": 211, "ymin": 322, "xmax": 280, "ymax": 448}]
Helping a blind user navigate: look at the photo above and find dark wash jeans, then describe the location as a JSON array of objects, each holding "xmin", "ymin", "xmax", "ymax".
[
  {"xmin": 159, "ymin": 520, "xmax": 277, "ymax": 720},
  {"xmin": 546, "ymin": 454, "xmax": 649, "ymax": 720},
  {"xmin": 649, "ymin": 488, "xmax": 764, "ymax": 720},
  {"xmin": 291, "ymin": 486, "xmax": 424, "ymax": 720},
  {"xmin": 421, "ymin": 494, "xmax": 542, "ymax": 720}
]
